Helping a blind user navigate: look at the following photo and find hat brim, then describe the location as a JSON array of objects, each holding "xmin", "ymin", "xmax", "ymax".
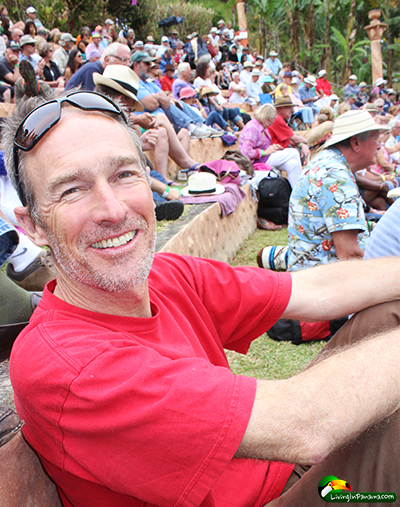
[
  {"xmin": 324, "ymin": 123, "xmax": 390, "ymax": 149},
  {"xmin": 181, "ymin": 183, "xmax": 225, "ymax": 197},
  {"xmin": 199, "ymin": 91, "xmax": 219, "ymax": 99},
  {"xmin": 93, "ymin": 73, "xmax": 144, "ymax": 112},
  {"xmin": 275, "ymin": 101, "xmax": 295, "ymax": 108}
]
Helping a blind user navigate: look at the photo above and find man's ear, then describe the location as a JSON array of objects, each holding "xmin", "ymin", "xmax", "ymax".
[
  {"xmin": 14, "ymin": 206, "xmax": 49, "ymax": 247},
  {"xmin": 349, "ymin": 135, "xmax": 361, "ymax": 153}
]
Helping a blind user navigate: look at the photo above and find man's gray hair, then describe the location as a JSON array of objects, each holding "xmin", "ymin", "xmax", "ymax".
[
  {"xmin": 100, "ymin": 42, "xmax": 126, "ymax": 64},
  {"xmin": 388, "ymin": 119, "xmax": 399, "ymax": 129},
  {"xmin": 333, "ymin": 130, "xmax": 372, "ymax": 150},
  {"xmin": 1, "ymin": 89, "xmax": 149, "ymax": 224},
  {"xmin": 177, "ymin": 62, "xmax": 190, "ymax": 78}
]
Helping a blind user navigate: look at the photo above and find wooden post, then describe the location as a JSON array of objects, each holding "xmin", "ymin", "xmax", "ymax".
[
  {"xmin": 236, "ymin": 0, "xmax": 247, "ymax": 30},
  {"xmin": 364, "ymin": 9, "xmax": 387, "ymax": 86}
]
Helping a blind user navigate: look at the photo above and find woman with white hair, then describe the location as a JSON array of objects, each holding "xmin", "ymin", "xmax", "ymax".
[{"xmin": 239, "ymin": 103, "xmax": 303, "ymax": 187}]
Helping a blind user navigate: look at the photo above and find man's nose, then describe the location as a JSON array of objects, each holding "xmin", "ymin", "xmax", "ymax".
[{"xmin": 89, "ymin": 183, "xmax": 127, "ymax": 224}]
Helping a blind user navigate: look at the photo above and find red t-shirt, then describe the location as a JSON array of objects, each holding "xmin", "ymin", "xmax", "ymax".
[
  {"xmin": 10, "ymin": 253, "xmax": 293, "ymax": 507},
  {"xmin": 159, "ymin": 74, "xmax": 174, "ymax": 93},
  {"xmin": 268, "ymin": 115, "xmax": 294, "ymax": 149},
  {"xmin": 315, "ymin": 78, "xmax": 332, "ymax": 96}
]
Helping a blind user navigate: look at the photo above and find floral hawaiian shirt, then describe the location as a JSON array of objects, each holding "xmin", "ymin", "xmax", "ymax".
[{"xmin": 288, "ymin": 148, "xmax": 369, "ymax": 271}]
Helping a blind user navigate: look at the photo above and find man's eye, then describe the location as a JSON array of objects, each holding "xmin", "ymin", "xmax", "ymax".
[{"xmin": 61, "ymin": 187, "xmax": 79, "ymax": 197}]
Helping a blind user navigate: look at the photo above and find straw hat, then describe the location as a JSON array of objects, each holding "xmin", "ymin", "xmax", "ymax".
[
  {"xmin": 269, "ymin": 50, "xmax": 278, "ymax": 57},
  {"xmin": 307, "ymin": 121, "xmax": 334, "ymax": 150},
  {"xmin": 274, "ymin": 96, "xmax": 295, "ymax": 108},
  {"xmin": 318, "ymin": 70, "xmax": 327, "ymax": 78},
  {"xmin": 199, "ymin": 87, "xmax": 219, "ymax": 99},
  {"xmin": 93, "ymin": 65, "xmax": 144, "ymax": 112},
  {"xmin": 181, "ymin": 172, "xmax": 225, "ymax": 196},
  {"xmin": 243, "ymin": 61, "xmax": 254, "ymax": 69},
  {"xmin": 324, "ymin": 110, "xmax": 390, "ymax": 149}
]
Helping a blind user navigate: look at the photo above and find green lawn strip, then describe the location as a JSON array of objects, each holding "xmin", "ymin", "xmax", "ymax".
[{"xmin": 227, "ymin": 228, "xmax": 325, "ymax": 379}]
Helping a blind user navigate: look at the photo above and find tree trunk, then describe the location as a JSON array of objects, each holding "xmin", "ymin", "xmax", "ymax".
[
  {"xmin": 324, "ymin": 0, "xmax": 331, "ymax": 76},
  {"xmin": 341, "ymin": 0, "xmax": 357, "ymax": 85}
]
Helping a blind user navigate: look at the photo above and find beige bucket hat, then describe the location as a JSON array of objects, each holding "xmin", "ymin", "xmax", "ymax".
[{"xmin": 324, "ymin": 110, "xmax": 390, "ymax": 148}]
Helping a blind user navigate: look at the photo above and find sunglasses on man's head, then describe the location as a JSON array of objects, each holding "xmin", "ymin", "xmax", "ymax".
[{"xmin": 13, "ymin": 91, "xmax": 127, "ymax": 206}]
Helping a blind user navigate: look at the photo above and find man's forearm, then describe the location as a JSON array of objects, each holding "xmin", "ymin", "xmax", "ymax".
[
  {"xmin": 237, "ymin": 328, "xmax": 400, "ymax": 465},
  {"xmin": 284, "ymin": 257, "xmax": 400, "ymax": 322}
]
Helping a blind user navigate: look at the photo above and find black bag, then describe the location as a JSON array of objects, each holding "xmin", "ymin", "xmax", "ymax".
[
  {"xmin": 267, "ymin": 317, "xmax": 348, "ymax": 346},
  {"xmin": 257, "ymin": 175, "xmax": 292, "ymax": 225}
]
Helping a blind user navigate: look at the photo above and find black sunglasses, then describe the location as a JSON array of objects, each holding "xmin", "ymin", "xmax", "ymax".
[{"xmin": 13, "ymin": 91, "xmax": 127, "ymax": 205}]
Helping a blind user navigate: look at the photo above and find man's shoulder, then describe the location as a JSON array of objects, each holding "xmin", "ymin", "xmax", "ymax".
[{"xmin": 0, "ymin": 57, "xmax": 11, "ymax": 73}]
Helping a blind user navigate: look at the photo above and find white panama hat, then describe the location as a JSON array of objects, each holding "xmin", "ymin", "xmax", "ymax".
[
  {"xmin": 181, "ymin": 172, "xmax": 225, "ymax": 196},
  {"xmin": 324, "ymin": 110, "xmax": 390, "ymax": 149},
  {"xmin": 93, "ymin": 65, "xmax": 144, "ymax": 112}
]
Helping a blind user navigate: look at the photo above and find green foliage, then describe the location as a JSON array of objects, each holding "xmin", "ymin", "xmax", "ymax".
[{"xmin": 107, "ymin": 0, "xmax": 215, "ymax": 42}]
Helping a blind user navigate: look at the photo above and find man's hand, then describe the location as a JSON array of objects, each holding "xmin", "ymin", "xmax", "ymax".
[
  {"xmin": 131, "ymin": 112, "xmax": 157, "ymax": 130},
  {"xmin": 301, "ymin": 143, "xmax": 310, "ymax": 158},
  {"xmin": 141, "ymin": 129, "xmax": 159, "ymax": 151},
  {"xmin": 157, "ymin": 92, "xmax": 171, "ymax": 109}
]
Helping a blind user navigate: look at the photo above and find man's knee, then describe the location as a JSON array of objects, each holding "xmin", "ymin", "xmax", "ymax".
[{"xmin": 178, "ymin": 128, "xmax": 190, "ymax": 141}]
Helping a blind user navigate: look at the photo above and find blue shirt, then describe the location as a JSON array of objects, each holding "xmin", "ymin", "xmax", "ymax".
[
  {"xmin": 364, "ymin": 199, "xmax": 400, "ymax": 259},
  {"xmin": 65, "ymin": 61, "xmax": 103, "ymax": 92},
  {"xmin": 288, "ymin": 148, "xmax": 369, "ymax": 271},
  {"xmin": 137, "ymin": 78, "xmax": 164, "ymax": 114},
  {"xmin": 265, "ymin": 57, "xmax": 282, "ymax": 76},
  {"xmin": 298, "ymin": 83, "xmax": 316, "ymax": 102}
]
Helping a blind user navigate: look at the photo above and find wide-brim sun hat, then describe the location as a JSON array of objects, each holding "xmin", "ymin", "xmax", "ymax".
[
  {"xmin": 199, "ymin": 87, "xmax": 219, "ymax": 99},
  {"xmin": 181, "ymin": 172, "xmax": 225, "ymax": 196},
  {"xmin": 269, "ymin": 50, "xmax": 278, "ymax": 57},
  {"xmin": 318, "ymin": 70, "xmax": 327, "ymax": 77},
  {"xmin": 375, "ymin": 77, "xmax": 387, "ymax": 87},
  {"xmin": 243, "ymin": 61, "xmax": 254, "ymax": 68},
  {"xmin": 19, "ymin": 35, "xmax": 37, "ymax": 46},
  {"xmin": 274, "ymin": 96, "xmax": 295, "ymax": 108},
  {"xmin": 307, "ymin": 121, "xmax": 334, "ymax": 150},
  {"xmin": 324, "ymin": 110, "xmax": 390, "ymax": 149},
  {"xmin": 93, "ymin": 65, "xmax": 144, "ymax": 112}
]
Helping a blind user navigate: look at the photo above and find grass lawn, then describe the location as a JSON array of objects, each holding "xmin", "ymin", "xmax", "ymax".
[{"xmin": 226, "ymin": 227, "xmax": 326, "ymax": 380}]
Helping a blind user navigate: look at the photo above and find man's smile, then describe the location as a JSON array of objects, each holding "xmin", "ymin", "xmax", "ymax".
[{"xmin": 91, "ymin": 230, "xmax": 137, "ymax": 249}]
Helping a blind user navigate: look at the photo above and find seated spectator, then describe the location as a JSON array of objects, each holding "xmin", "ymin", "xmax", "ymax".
[
  {"xmin": 364, "ymin": 198, "xmax": 400, "ymax": 259},
  {"xmin": 125, "ymin": 28, "xmax": 135, "ymax": 51},
  {"xmin": 86, "ymin": 31, "xmax": 103, "ymax": 62},
  {"xmin": 39, "ymin": 42, "xmax": 63, "ymax": 87},
  {"xmin": 53, "ymin": 33, "xmax": 76, "ymax": 75},
  {"xmin": 64, "ymin": 48, "xmax": 83, "ymax": 84},
  {"xmin": 315, "ymin": 70, "xmax": 331, "ymax": 96},
  {"xmin": 268, "ymin": 96, "xmax": 309, "ymax": 167},
  {"xmin": 345, "ymin": 92, "xmax": 358, "ymax": 110},
  {"xmin": 298, "ymin": 75, "xmax": 320, "ymax": 115},
  {"xmin": 159, "ymin": 63, "xmax": 175, "ymax": 93},
  {"xmin": 287, "ymin": 110, "xmax": 388, "ymax": 271},
  {"xmin": 0, "ymin": 41, "xmax": 21, "ymax": 102},
  {"xmin": 156, "ymin": 36, "xmax": 170, "ymax": 57},
  {"xmin": 265, "ymin": 50, "xmax": 282, "ymax": 81},
  {"xmin": 19, "ymin": 34, "xmax": 40, "ymax": 72},
  {"xmin": 179, "ymin": 87, "xmax": 225, "ymax": 134},
  {"xmin": 227, "ymin": 44, "xmax": 239, "ymax": 64},
  {"xmin": 159, "ymin": 49, "xmax": 173, "ymax": 75},
  {"xmin": 357, "ymin": 81, "xmax": 368, "ymax": 105},
  {"xmin": 281, "ymin": 82, "xmax": 313, "ymax": 128},
  {"xmin": 24, "ymin": 20, "xmax": 37, "ymax": 38},
  {"xmin": 239, "ymin": 102, "xmax": 304, "ymax": 187},
  {"xmin": 274, "ymin": 71, "xmax": 292, "ymax": 97},
  {"xmin": 172, "ymin": 62, "xmax": 194, "ymax": 100},
  {"xmin": 245, "ymin": 68, "xmax": 262, "ymax": 103},
  {"xmin": 371, "ymin": 77, "xmax": 387, "ymax": 95},
  {"xmin": 77, "ymin": 27, "xmax": 90, "ymax": 61},
  {"xmin": 344, "ymin": 74, "xmax": 360, "ymax": 99},
  {"xmin": 239, "ymin": 60, "xmax": 254, "ymax": 86},
  {"xmin": 229, "ymin": 71, "xmax": 247, "ymax": 103},
  {"xmin": 385, "ymin": 119, "xmax": 400, "ymax": 164}
]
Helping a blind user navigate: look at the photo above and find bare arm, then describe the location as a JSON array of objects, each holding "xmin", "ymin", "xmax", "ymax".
[
  {"xmin": 138, "ymin": 94, "xmax": 162, "ymax": 112},
  {"xmin": 386, "ymin": 142, "xmax": 400, "ymax": 155},
  {"xmin": 282, "ymin": 256, "xmax": 400, "ymax": 322},
  {"xmin": 332, "ymin": 229, "xmax": 364, "ymax": 261},
  {"xmin": 237, "ymin": 328, "xmax": 400, "ymax": 465},
  {"xmin": 290, "ymin": 134, "xmax": 308, "ymax": 145}
]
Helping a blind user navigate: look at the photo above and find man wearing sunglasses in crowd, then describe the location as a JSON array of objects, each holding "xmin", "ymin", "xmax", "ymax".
[
  {"xmin": 64, "ymin": 42, "xmax": 131, "ymax": 92},
  {"xmin": 3, "ymin": 90, "xmax": 400, "ymax": 507}
]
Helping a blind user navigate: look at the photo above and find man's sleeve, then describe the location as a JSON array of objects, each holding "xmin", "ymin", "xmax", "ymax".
[{"xmin": 268, "ymin": 117, "xmax": 294, "ymax": 144}]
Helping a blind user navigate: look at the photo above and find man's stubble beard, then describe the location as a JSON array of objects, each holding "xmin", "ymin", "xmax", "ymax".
[{"xmin": 42, "ymin": 215, "xmax": 157, "ymax": 294}]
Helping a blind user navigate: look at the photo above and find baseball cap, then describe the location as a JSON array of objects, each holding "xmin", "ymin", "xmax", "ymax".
[
  {"xmin": 146, "ymin": 35, "xmax": 154, "ymax": 42},
  {"xmin": 359, "ymin": 82, "xmax": 367, "ymax": 88},
  {"xmin": 26, "ymin": 6, "xmax": 36, "ymax": 14},
  {"xmin": 318, "ymin": 70, "xmax": 327, "ymax": 77},
  {"xmin": 105, "ymin": 18, "xmax": 113, "ymax": 25},
  {"xmin": 60, "ymin": 33, "xmax": 77, "ymax": 43},
  {"xmin": 164, "ymin": 64, "xmax": 175, "ymax": 72},
  {"xmin": 161, "ymin": 36, "xmax": 169, "ymax": 42},
  {"xmin": 7, "ymin": 41, "xmax": 20, "ymax": 50},
  {"xmin": 217, "ymin": 19, "xmax": 225, "ymax": 25},
  {"xmin": 130, "ymin": 51, "xmax": 156, "ymax": 64},
  {"xmin": 349, "ymin": 74, "xmax": 357, "ymax": 81}
]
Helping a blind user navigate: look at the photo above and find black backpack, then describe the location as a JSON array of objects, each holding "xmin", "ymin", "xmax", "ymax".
[{"xmin": 257, "ymin": 175, "xmax": 292, "ymax": 225}]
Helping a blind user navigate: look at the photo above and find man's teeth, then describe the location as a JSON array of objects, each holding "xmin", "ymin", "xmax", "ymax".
[{"xmin": 91, "ymin": 231, "xmax": 136, "ymax": 249}]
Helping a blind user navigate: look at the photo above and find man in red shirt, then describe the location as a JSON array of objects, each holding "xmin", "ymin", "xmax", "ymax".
[
  {"xmin": 315, "ymin": 69, "xmax": 332, "ymax": 96},
  {"xmin": 269, "ymin": 96, "xmax": 309, "ymax": 159},
  {"xmin": 4, "ymin": 90, "xmax": 400, "ymax": 507},
  {"xmin": 159, "ymin": 63, "xmax": 175, "ymax": 94}
]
